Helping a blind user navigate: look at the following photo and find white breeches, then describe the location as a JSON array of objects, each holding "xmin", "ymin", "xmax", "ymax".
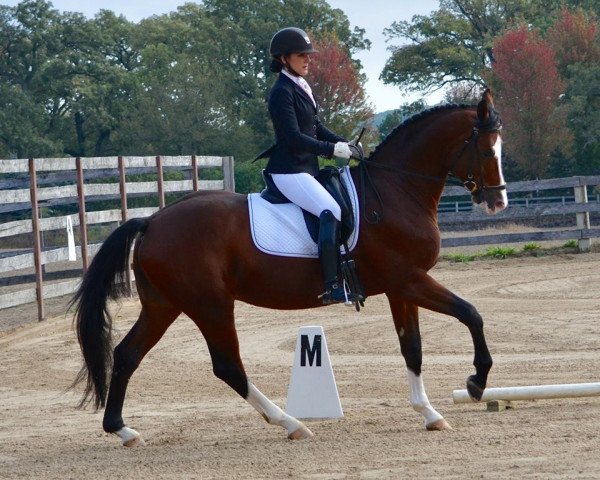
[{"xmin": 271, "ymin": 173, "xmax": 341, "ymax": 221}]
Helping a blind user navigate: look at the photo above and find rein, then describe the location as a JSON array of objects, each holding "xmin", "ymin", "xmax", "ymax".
[
  {"xmin": 358, "ymin": 157, "xmax": 446, "ymax": 224},
  {"xmin": 357, "ymin": 115, "xmax": 505, "ymax": 225}
]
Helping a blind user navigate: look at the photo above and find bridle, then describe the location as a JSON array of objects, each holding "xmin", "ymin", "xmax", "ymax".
[
  {"xmin": 356, "ymin": 107, "xmax": 506, "ymax": 224},
  {"xmin": 448, "ymin": 111, "xmax": 506, "ymax": 197}
]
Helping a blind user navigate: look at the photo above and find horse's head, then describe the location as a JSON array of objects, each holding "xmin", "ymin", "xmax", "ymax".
[{"xmin": 450, "ymin": 89, "xmax": 508, "ymax": 215}]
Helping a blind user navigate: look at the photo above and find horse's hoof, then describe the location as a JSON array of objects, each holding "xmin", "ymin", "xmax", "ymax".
[
  {"xmin": 466, "ymin": 376, "xmax": 484, "ymax": 402},
  {"xmin": 123, "ymin": 436, "xmax": 146, "ymax": 447},
  {"xmin": 426, "ymin": 419, "xmax": 452, "ymax": 431},
  {"xmin": 115, "ymin": 426, "xmax": 145, "ymax": 447},
  {"xmin": 287, "ymin": 424, "xmax": 314, "ymax": 440}
]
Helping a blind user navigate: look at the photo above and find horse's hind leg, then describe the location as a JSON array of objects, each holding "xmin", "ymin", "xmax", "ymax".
[
  {"xmin": 388, "ymin": 297, "xmax": 451, "ymax": 430},
  {"xmin": 103, "ymin": 304, "xmax": 180, "ymax": 446},
  {"xmin": 188, "ymin": 301, "xmax": 313, "ymax": 440}
]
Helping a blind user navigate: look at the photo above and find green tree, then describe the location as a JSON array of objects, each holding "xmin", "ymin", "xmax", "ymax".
[
  {"xmin": 196, "ymin": 0, "xmax": 370, "ymax": 159},
  {"xmin": 444, "ymin": 82, "xmax": 484, "ymax": 104},
  {"xmin": 377, "ymin": 100, "xmax": 426, "ymax": 141},
  {"xmin": 562, "ymin": 64, "xmax": 600, "ymax": 175},
  {"xmin": 0, "ymin": 1, "xmax": 141, "ymax": 157},
  {"xmin": 381, "ymin": 1, "xmax": 600, "ymax": 177},
  {"xmin": 117, "ymin": 0, "xmax": 370, "ymax": 161},
  {"xmin": 380, "ymin": 0, "xmax": 591, "ymax": 95},
  {"xmin": 546, "ymin": 9, "xmax": 600, "ymax": 175},
  {"xmin": 0, "ymin": 0, "xmax": 372, "ymax": 165},
  {"xmin": 63, "ymin": 11, "xmax": 141, "ymax": 156},
  {"xmin": 0, "ymin": 1, "xmax": 67, "ymax": 157},
  {"xmin": 114, "ymin": 7, "xmax": 246, "ymax": 157},
  {"xmin": 0, "ymin": 82, "xmax": 62, "ymax": 157}
]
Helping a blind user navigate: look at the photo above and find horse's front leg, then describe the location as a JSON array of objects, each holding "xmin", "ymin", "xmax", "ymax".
[
  {"xmin": 400, "ymin": 269, "xmax": 493, "ymax": 401},
  {"xmin": 388, "ymin": 296, "xmax": 451, "ymax": 430}
]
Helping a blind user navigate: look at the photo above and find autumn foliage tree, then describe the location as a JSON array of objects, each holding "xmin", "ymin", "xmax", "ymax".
[
  {"xmin": 489, "ymin": 26, "xmax": 571, "ymax": 179},
  {"xmin": 546, "ymin": 9, "xmax": 600, "ymax": 175},
  {"xmin": 307, "ymin": 34, "xmax": 374, "ymax": 143},
  {"xmin": 546, "ymin": 8, "xmax": 600, "ymax": 75}
]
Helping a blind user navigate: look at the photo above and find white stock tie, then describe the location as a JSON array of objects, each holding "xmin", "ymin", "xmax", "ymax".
[{"xmin": 297, "ymin": 77, "xmax": 316, "ymax": 108}]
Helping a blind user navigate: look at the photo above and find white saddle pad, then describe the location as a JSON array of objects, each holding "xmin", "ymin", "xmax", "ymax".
[{"xmin": 247, "ymin": 167, "xmax": 359, "ymax": 258}]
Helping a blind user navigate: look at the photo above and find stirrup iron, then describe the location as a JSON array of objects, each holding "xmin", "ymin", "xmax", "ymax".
[{"xmin": 319, "ymin": 279, "xmax": 362, "ymax": 306}]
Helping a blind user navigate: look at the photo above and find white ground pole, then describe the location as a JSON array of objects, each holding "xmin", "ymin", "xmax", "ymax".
[{"xmin": 453, "ymin": 382, "xmax": 600, "ymax": 404}]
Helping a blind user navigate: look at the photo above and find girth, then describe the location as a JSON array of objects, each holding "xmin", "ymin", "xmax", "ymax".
[{"xmin": 260, "ymin": 166, "xmax": 355, "ymax": 245}]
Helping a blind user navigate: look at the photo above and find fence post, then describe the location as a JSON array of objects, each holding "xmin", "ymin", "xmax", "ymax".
[
  {"xmin": 574, "ymin": 178, "xmax": 591, "ymax": 252},
  {"xmin": 118, "ymin": 156, "xmax": 128, "ymax": 222},
  {"xmin": 75, "ymin": 157, "xmax": 89, "ymax": 273},
  {"xmin": 118, "ymin": 156, "xmax": 132, "ymax": 292},
  {"xmin": 29, "ymin": 158, "xmax": 45, "ymax": 321},
  {"xmin": 223, "ymin": 156, "xmax": 235, "ymax": 192},
  {"xmin": 192, "ymin": 154, "xmax": 199, "ymax": 191},
  {"xmin": 156, "ymin": 155, "xmax": 165, "ymax": 208}
]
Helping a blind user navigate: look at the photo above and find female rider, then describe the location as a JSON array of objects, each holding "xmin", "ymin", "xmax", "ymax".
[{"xmin": 261, "ymin": 27, "xmax": 361, "ymax": 305}]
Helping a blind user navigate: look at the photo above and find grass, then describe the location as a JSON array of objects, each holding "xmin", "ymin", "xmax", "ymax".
[
  {"xmin": 483, "ymin": 246, "xmax": 517, "ymax": 259},
  {"xmin": 441, "ymin": 240, "xmax": 583, "ymax": 263},
  {"xmin": 445, "ymin": 253, "xmax": 477, "ymax": 263}
]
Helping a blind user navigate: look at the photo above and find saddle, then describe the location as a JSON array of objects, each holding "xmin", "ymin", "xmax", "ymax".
[
  {"xmin": 260, "ymin": 166, "xmax": 355, "ymax": 245},
  {"xmin": 259, "ymin": 166, "xmax": 365, "ymax": 310}
]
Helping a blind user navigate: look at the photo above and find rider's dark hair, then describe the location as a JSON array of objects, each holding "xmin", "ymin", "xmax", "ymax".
[{"xmin": 270, "ymin": 57, "xmax": 284, "ymax": 73}]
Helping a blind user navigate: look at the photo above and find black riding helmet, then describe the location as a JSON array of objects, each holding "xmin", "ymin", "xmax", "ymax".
[{"xmin": 269, "ymin": 27, "xmax": 317, "ymax": 57}]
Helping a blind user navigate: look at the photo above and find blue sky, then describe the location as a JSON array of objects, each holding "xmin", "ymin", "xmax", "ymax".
[{"xmin": 2, "ymin": 0, "xmax": 443, "ymax": 112}]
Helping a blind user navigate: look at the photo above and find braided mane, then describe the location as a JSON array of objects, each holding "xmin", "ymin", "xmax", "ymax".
[{"xmin": 370, "ymin": 104, "xmax": 473, "ymax": 159}]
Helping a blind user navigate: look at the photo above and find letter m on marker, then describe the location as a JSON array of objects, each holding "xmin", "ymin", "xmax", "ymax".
[{"xmin": 300, "ymin": 334, "xmax": 322, "ymax": 367}]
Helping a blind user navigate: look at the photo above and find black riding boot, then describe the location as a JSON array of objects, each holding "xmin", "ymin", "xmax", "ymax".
[{"xmin": 318, "ymin": 210, "xmax": 360, "ymax": 305}]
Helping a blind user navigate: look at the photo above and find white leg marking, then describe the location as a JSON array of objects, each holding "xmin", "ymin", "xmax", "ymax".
[
  {"xmin": 115, "ymin": 426, "xmax": 145, "ymax": 447},
  {"xmin": 246, "ymin": 382, "xmax": 313, "ymax": 439},
  {"xmin": 406, "ymin": 369, "xmax": 445, "ymax": 428}
]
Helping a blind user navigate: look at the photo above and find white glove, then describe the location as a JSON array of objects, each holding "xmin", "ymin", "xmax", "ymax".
[{"xmin": 333, "ymin": 142, "xmax": 352, "ymax": 159}]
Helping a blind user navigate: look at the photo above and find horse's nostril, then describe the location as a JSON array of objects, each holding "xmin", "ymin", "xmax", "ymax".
[{"xmin": 495, "ymin": 200, "xmax": 505, "ymax": 210}]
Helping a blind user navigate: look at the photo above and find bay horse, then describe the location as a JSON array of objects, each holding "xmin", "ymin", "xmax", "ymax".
[{"xmin": 72, "ymin": 89, "xmax": 507, "ymax": 446}]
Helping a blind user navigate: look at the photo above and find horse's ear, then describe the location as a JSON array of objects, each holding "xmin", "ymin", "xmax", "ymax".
[
  {"xmin": 483, "ymin": 88, "xmax": 494, "ymax": 106},
  {"xmin": 477, "ymin": 88, "xmax": 494, "ymax": 123}
]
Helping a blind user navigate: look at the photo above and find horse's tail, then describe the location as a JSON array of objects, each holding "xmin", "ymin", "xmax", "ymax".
[{"xmin": 70, "ymin": 217, "xmax": 148, "ymax": 410}]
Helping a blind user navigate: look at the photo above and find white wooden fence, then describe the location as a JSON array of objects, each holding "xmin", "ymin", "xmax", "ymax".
[
  {"xmin": 0, "ymin": 155, "xmax": 234, "ymax": 320},
  {"xmin": 0, "ymin": 167, "xmax": 598, "ymax": 321},
  {"xmin": 439, "ymin": 175, "xmax": 600, "ymax": 250}
]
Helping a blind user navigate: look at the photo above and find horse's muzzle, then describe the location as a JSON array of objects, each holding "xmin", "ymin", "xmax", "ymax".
[{"xmin": 472, "ymin": 186, "xmax": 508, "ymax": 215}]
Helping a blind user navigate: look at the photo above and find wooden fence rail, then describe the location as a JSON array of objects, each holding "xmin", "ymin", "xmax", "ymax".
[
  {"xmin": 439, "ymin": 175, "xmax": 600, "ymax": 250},
  {"xmin": 0, "ymin": 155, "xmax": 234, "ymax": 320},
  {"xmin": 0, "ymin": 168, "xmax": 599, "ymax": 321}
]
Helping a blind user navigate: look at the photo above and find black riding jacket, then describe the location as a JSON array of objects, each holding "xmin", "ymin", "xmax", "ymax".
[{"xmin": 263, "ymin": 73, "xmax": 346, "ymax": 177}]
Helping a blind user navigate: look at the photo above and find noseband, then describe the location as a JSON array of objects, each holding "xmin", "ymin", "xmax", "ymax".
[{"xmin": 449, "ymin": 114, "xmax": 506, "ymax": 196}]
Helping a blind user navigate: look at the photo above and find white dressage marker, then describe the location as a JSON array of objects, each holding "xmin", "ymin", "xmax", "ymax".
[
  {"xmin": 286, "ymin": 326, "xmax": 343, "ymax": 420},
  {"xmin": 453, "ymin": 382, "xmax": 600, "ymax": 404}
]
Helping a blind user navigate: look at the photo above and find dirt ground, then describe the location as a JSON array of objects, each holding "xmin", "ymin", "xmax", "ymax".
[{"xmin": 1, "ymin": 253, "xmax": 600, "ymax": 479}]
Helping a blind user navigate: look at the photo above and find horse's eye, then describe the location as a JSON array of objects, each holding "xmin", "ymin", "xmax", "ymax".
[{"xmin": 482, "ymin": 149, "xmax": 495, "ymax": 158}]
